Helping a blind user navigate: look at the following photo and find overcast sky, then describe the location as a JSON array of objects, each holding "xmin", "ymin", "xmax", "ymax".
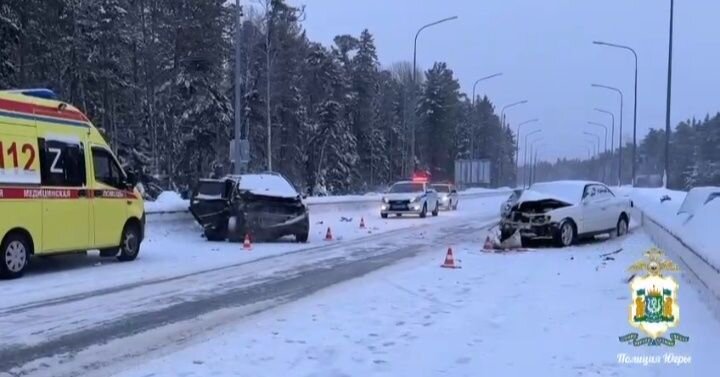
[{"xmin": 287, "ymin": 0, "xmax": 720, "ymax": 161}]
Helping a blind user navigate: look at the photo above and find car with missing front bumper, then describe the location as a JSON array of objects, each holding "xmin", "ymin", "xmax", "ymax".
[
  {"xmin": 189, "ymin": 173, "xmax": 309, "ymax": 243},
  {"xmin": 380, "ymin": 181, "xmax": 440, "ymax": 218},
  {"xmin": 500, "ymin": 180, "xmax": 632, "ymax": 247}
]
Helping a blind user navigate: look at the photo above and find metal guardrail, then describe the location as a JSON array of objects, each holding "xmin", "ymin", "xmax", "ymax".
[{"xmin": 637, "ymin": 209, "xmax": 720, "ymax": 314}]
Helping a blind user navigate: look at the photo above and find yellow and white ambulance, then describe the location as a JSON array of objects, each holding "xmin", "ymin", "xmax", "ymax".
[{"xmin": 0, "ymin": 89, "xmax": 145, "ymax": 279}]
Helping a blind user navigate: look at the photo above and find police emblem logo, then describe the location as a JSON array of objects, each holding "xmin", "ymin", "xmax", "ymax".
[{"xmin": 619, "ymin": 247, "xmax": 689, "ymax": 346}]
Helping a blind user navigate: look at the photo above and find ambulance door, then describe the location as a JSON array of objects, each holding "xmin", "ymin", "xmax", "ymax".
[
  {"xmin": 90, "ymin": 146, "xmax": 128, "ymax": 248},
  {"xmin": 39, "ymin": 138, "xmax": 91, "ymax": 252}
]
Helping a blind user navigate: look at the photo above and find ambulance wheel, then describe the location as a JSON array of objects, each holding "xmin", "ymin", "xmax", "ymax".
[
  {"xmin": 419, "ymin": 203, "xmax": 427, "ymax": 218},
  {"xmin": 1, "ymin": 232, "xmax": 31, "ymax": 279},
  {"xmin": 117, "ymin": 223, "xmax": 141, "ymax": 262},
  {"xmin": 432, "ymin": 203, "xmax": 439, "ymax": 216}
]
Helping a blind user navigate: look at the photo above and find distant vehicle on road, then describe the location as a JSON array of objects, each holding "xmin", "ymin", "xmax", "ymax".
[
  {"xmin": 500, "ymin": 180, "xmax": 632, "ymax": 247},
  {"xmin": 431, "ymin": 183, "xmax": 458, "ymax": 210},
  {"xmin": 381, "ymin": 180, "xmax": 439, "ymax": 218},
  {"xmin": 190, "ymin": 173, "xmax": 309, "ymax": 243}
]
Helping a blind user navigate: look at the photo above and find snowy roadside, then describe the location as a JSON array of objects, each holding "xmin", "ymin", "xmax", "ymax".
[
  {"xmin": 624, "ymin": 187, "xmax": 720, "ymax": 274},
  {"xmin": 110, "ymin": 229, "xmax": 719, "ymax": 377}
]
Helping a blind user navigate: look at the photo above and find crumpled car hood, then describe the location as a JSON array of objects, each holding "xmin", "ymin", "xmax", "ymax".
[{"xmin": 513, "ymin": 190, "xmax": 573, "ymax": 211}]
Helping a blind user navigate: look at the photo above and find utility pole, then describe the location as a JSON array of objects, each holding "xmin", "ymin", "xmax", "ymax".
[{"xmin": 233, "ymin": 0, "xmax": 244, "ymax": 174}]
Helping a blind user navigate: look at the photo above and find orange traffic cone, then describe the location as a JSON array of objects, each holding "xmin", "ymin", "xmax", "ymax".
[
  {"xmin": 359, "ymin": 217, "xmax": 366, "ymax": 229},
  {"xmin": 441, "ymin": 247, "xmax": 460, "ymax": 269},
  {"xmin": 324, "ymin": 227, "xmax": 333, "ymax": 241},
  {"xmin": 243, "ymin": 233, "xmax": 252, "ymax": 250},
  {"xmin": 483, "ymin": 235, "xmax": 495, "ymax": 250}
]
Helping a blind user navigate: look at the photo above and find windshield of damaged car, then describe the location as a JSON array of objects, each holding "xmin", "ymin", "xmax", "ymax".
[
  {"xmin": 431, "ymin": 185, "xmax": 450, "ymax": 193},
  {"xmin": 389, "ymin": 183, "xmax": 424, "ymax": 193}
]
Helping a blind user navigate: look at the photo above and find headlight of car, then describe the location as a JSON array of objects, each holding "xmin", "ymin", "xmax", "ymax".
[
  {"xmin": 441, "ymin": 195, "xmax": 449, "ymax": 202},
  {"xmin": 531, "ymin": 215, "xmax": 551, "ymax": 224},
  {"xmin": 410, "ymin": 196, "xmax": 420, "ymax": 203}
]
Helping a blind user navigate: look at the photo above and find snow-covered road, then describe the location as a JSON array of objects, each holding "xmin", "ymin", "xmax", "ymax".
[
  {"xmin": 0, "ymin": 195, "xmax": 508, "ymax": 377},
  {"xmin": 109, "ymin": 228, "xmax": 720, "ymax": 377}
]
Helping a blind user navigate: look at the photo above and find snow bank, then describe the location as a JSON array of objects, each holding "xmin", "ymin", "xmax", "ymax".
[
  {"xmin": 144, "ymin": 191, "xmax": 188, "ymax": 214},
  {"xmin": 628, "ymin": 186, "xmax": 720, "ymax": 272},
  {"xmin": 681, "ymin": 198, "xmax": 720, "ymax": 269}
]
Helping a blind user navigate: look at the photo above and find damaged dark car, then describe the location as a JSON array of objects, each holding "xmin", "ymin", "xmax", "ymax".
[{"xmin": 189, "ymin": 173, "xmax": 310, "ymax": 243}]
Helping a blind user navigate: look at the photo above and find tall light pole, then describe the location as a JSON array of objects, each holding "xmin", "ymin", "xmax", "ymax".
[
  {"xmin": 527, "ymin": 136, "xmax": 543, "ymax": 188},
  {"xmin": 592, "ymin": 84, "xmax": 624, "ymax": 186},
  {"xmin": 233, "ymin": 0, "xmax": 244, "ymax": 174},
  {"xmin": 584, "ymin": 131, "xmax": 601, "ymax": 158},
  {"xmin": 501, "ymin": 100, "xmax": 529, "ymax": 129},
  {"xmin": 523, "ymin": 129, "xmax": 541, "ymax": 188},
  {"xmin": 664, "ymin": 0, "xmax": 674, "ymax": 187},
  {"xmin": 531, "ymin": 144, "xmax": 546, "ymax": 185},
  {"xmin": 410, "ymin": 16, "xmax": 458, "ymax": 174},
  {"xmin": 588, "ymin": 121, "xmax": 608, "ymax": 183},
  {"xmin": 515, "ymin": 118, "xmax": 539, "ymax": 182},
  {"xmin": 470, "ymin": 72, "xmax": 503, "ymax": 158},
  {"xmin": 594, "ymin": 108, "xmax": 615, "ymax": 158},
  {"xmin": 593, "ymin": 40, "xmax": 638, "ymax": 186}
]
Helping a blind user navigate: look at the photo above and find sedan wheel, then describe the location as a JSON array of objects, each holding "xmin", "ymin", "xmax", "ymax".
[
  {"xmin": 617, "ymin": 216, "xmax": 629, "ymax": 237},
  {"xmin": 556, "ymin": 221, "xmax": 575, "ymax": 247}
]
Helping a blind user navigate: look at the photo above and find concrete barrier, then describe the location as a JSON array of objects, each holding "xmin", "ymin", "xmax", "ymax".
[{"xmin": 637, "ymin": 209, "xmax": 720, "ymax": 317}]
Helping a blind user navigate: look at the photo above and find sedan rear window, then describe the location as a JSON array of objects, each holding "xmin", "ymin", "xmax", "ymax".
[{"xmin": 196, "ymin": 181, "xmax": 227, "ymax": 199}]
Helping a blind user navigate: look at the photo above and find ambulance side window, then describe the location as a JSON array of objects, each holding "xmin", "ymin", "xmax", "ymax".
[
  {"xmin": 92, "ymin": 147, "xmax": 124, "ymax": 189},
  {"xmin": 38, "ymin": 139, "xmax": 86, "ymax": 187}
]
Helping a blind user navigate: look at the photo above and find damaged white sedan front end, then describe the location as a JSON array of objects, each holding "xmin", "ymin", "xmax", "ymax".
[{"xmin": 500, "ymin": 181, "xmax": 632, "ymax": 247}]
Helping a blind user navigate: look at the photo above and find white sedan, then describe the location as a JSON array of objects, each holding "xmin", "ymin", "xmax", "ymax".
[
  {"xmin": 500, "ymin": 180, "xmax": 633, "ymax": 247},
  {"xmin": 381, "ymin": 181, "xmax": 440, "ymax": 218}
]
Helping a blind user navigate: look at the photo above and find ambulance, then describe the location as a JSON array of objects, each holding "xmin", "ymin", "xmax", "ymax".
[{"xmin": 0, "ymin": 89, "xmax": 144, "ymax": 279}]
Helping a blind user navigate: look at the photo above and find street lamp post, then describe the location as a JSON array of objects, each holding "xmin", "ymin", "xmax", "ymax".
[
  {"xmin": 501, "ymin": 100, "xmax": 529, "ymax": 130},
  {"xmin": 594, "ymin": 108, "xmax": 615, "ymax": 159},
  {"xmin": 470, "ymin": 72, "xmax": 503, "ymax": 158},
  {"xmin": 588, "ymin": 121, "xmax": 609, "ymax": 183},
  {"xmin": 523, "ymin": 129, "xmax": 541, "ymax": 188},
  {"xmin": 410, "ymin": 16, "xmax": 458, "ymax": 174},
  {"xmin": 532, "ymin": 144, "xmax": 546, "ymax": 185},
  {"xmin": 664, "ymin": 0, "xmax": 675, "ymax": 187},
  {"xmin": 592, "ymin": 84, "xmax": 624, "ymax": 186},
  {"xmin": 527, "ymin": 137, "xmax": 543, "ymax": 188},
  {"xmin": 499, "ymin": 100, "xmax": 528, "ymax": 187},
  {"xmin": 515, "ymin": 118, "xmax": 539, "ymax": 182},
  {"xmin": 593, "ymin": 40, "xmax": 639, "ymax": 186},
  {"xmin": 584, "ymin": 131, "xmax": 601, "ymax": 157}
]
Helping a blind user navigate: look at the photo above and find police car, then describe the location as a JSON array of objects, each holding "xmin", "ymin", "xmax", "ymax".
[
  {"xmin": 380, "ymin": 177, "xmax": 440, "ymax": 218},
  {"xmin": 0, "ymin": 89, "xmax": 144, "ymax": 279}
]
